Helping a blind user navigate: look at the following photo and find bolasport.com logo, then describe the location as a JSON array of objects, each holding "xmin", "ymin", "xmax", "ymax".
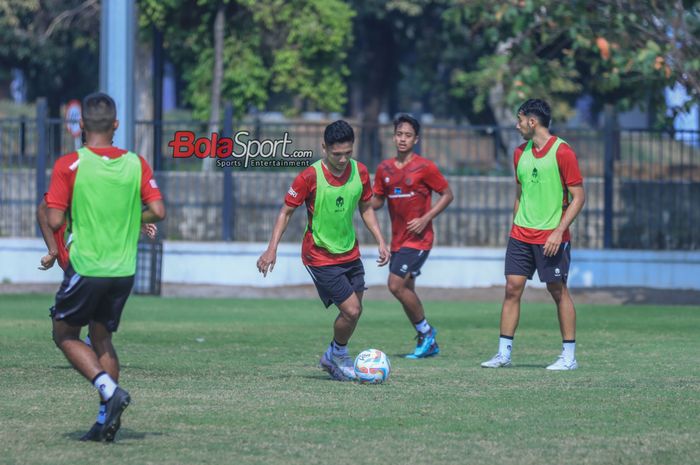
[{"xmin": 168, "ymin": 130, "xmax": 313, "ymax": 168}]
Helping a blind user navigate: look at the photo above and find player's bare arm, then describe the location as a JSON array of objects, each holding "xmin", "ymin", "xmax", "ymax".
[
  {"xmin": 370, "ymin": 194, "xmax": 385, "ymax": 210},
  {"xmin": 406, "ymin": 186, "xmax": 454, "ymax": 234},
  {"xmin": 257, "ymin": 204, "xmax": 296, "ymax": 276},
  {"xmin": 36, "ymin": 199, "xmax": 58, "ymax": 270},
  {"xmin": 142, "ymin": 199, "xmax": 166, "ymax": 223},
  {"xmin": 544, "ymin": 184, "xmax": 585, "ymax": 257},
  {"xmin": 358, "ymin": 200, "xmax": 390, "ymax": 266}
]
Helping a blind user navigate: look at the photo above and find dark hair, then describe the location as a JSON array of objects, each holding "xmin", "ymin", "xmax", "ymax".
[
  {"xmin": 324, "ymin": 120, "xmax": 355, "ymax": 146},
  {"xmin": 393, "ymin": 114, "xmax": 420, "ymax": 136},
  {"xmin": 517, "ymin": 99, "xmax": 551, "ymax": 128},
  {"xmin": 82, "ymin": 92, "xmax": 117, "ymax": 133}
]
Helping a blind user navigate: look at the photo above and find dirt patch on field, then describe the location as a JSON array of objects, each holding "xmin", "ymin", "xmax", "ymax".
[{"xmin": 2, "ymin": 283, "xmax": 698, "ymax": 306}]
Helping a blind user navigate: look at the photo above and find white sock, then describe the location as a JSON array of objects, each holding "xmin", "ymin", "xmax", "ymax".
[
  {"xmin": 562, "ymin": 340, "xmax": 576, "ymax": 360},
  {"xmin": 413, "ymin": 318, "xmax": 431, "ymax": 334},
  {"xmin": 329, "ymin": 339, "xmax": 348, "ymax": 357},
  {"xmin": 92, "ymin": 372, "xmax": 117, "ymax": 401},
  {"xmin": 499, "ymin": 336, "xmax": 513, "ymax": 359},
  {"xmin": 96, "ymin": 402, "xmax": 107, "ymax": 424}
]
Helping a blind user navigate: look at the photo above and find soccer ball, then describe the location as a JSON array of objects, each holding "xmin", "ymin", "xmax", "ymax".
[{"xmin": 354, "ymin": 349, "xmax": 391, "ymax": 384}]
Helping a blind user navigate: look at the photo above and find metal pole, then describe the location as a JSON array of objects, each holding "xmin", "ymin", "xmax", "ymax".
[
  {"xmin": 222, "ymin": 102, "xmax": 234, "ymax": 241},
  {"xmin": 99, "ymin": 0, "xmax": 135, "ymax": 150},
  {"xmin": 152, "ymin": 25, "xmax": 164, "ymax": 171},
  {"xmin": 35, "ymin": 98, "xmax": 48, "ymax": 237},
  {"xmin": 603, "ymin": 104, "xmax": 616, "ymax": 249}
]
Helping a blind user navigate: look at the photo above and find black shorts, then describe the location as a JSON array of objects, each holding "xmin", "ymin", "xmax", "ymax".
[
  {"xmin": 504, "ymin": 237, "xmax": 571, "ymax": 283},
  {"xmin": 305, "ymin": 259, "xmax": 366, "ymax": 308},
  {"xmin": 49, "ymin": 264, "xmax": 134, "ymax": 332},
  {"xmin": 389, "ymin": 247, "xmax": 430, "ymax": 278}
]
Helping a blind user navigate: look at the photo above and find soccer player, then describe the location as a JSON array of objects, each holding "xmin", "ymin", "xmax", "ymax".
[
  {"xmin": 481, "ymin": 98, "xmax": 585, "ymax": 371},
  {"xmin": 256, "ymin": 120, "xmax": 390, "ymax": 381},
  {"xmin": 42, "ymin": 92, "xmax": 165, "ymax": 441},
  {"xmin": 371, "ymin": 114, "xmax": 453, "ymax": 358}
]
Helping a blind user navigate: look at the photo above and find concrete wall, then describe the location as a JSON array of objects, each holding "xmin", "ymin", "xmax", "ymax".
[{"xmin": 3, "ymin": 238, "xmax": 699, "ymax": 291}]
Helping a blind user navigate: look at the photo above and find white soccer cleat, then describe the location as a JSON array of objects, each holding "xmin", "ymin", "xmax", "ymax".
[
  {"xmin": 319, "ymin": 353, "xmax": 357, "ymax": 381},
  {"xmin": 480, "ymin": 353, "xmax": 512, "ymax": 368},
  {"xmin": 546, "ymin": 356, "xmax": 578, "ymax": 371}
]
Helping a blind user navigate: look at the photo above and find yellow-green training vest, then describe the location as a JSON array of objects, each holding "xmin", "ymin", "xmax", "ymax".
[
  {"xmin": 69, "ymin": 147, "xmax": 142, "ymax": 277},
  {"xmin": 310, "ymin": 159, "xmax": 362, "ymax": 254},
  {"xmin": 514, "ymin": 138, "xmax": 567, "ymax": 230}
]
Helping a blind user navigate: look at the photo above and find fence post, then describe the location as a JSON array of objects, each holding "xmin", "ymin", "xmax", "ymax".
[
  {"xmin": 603, "ymin": 104, "xmax": 617, "ymax": 249},
  {"xmin": 152, "ymin": 25, "xmax": 163, "ymax": 171},
  {"xmin": 222, "ymin": 102, "xmax": 234, "ymax": 241},
  {"xmin": 35, "ymin": 98, "xmax": 48, "ymax": 237}
]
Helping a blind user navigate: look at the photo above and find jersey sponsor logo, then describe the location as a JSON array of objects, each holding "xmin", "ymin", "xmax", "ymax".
[
  {"xmin": 394, "ymin": 187, "xmax": 402, "ymax": 194},
  {"xmin": 149, "ymin": 179, "xmax": 159, "ymax": 189},
  {"xmin": 335, "ymin": 196, "xmax": 345, "ymax": 210},
  {"xmin": 531, "ymin": 167, "xmax": 539, "ymax": 183},
  {"xmin": 287, "ymin": 187, "xmax": 298, "ymax": 198}
]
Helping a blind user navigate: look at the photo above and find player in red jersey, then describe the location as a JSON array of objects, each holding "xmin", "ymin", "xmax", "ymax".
[
  {"xmin": 257, "ymin": 120, "xmax": 390, "ymax": 381},
  {"xmin": 371, "ymin": 114, "xmax": 453, "ymax": 358}
]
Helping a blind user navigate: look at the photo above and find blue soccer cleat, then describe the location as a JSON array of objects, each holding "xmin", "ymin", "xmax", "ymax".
[{"xmin": 405, "ymin": 327, "xmax": 440, "ymax": 359}]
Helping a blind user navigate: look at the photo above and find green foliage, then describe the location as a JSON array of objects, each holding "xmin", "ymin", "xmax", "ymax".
[
  {"xmin": 139, "ymin": 0, "xmax": 353, "ymax": 119},
  {"xmin": 443, "ymin": 0, "xmax": 700, "ymax": 122},
  {"xmin": 0, "ymin": 0, "xmax": 100, "ymax": 115}
]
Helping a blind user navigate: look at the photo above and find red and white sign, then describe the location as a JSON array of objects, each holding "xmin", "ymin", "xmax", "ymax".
[{"xmin": 65, "ymin": 100, "xmax": 82, "ymax": 137}]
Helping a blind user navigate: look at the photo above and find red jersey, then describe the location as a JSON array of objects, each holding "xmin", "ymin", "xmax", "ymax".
[
  {"xmin": 510, "ymin": 137, "xmax": 583, "ymax": 244},
  {"xmin": 45, "ymin": 147, "xmax": 162, "ymax": 267},
  {"xmin": 285, "ymin": 161, "xmax": 373, "ymax": 266},
  {"xmin": 373, "ymin": 154, "xmax": 449, "ymax": 252}
]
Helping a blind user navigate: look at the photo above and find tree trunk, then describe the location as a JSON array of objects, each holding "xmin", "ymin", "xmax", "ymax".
[
  {"xmin": 135, "ymin": 38, "xmax": 153, "ymax": 164},
  {"xmin": 203, "ymin": 2, "xmax": 225, "ymax": 171}
]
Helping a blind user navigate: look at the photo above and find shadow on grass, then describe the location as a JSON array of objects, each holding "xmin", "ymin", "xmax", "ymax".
[{"xmin": 64, "ymin": 428, "xmax": 165, "ymax": 442}]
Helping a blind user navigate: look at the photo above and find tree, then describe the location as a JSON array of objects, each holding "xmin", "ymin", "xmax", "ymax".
[
  {"xmin": 443, "ymin": 0, "xmax": 700, "ymax": 128},
  {"xmin": 139, "ymin": 0, "xmax": 354, "ymax": 121},
  {"xmin": 0, "ymin": 0, "xmax": 100, "ymax": 118}
]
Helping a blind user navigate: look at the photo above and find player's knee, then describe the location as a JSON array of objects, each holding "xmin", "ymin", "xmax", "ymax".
[
  {"xmin": 344, "ymin": 304, "xmax": 362, "ymax": 322},
  {"xmin": 547, "ymin": 282, "xmax": 564, "ymax": 302},
  {"xmin": 504, "ymin": 281, "xmax": 524, "ymax": 301},
  {"xmin": 388, "ymin": 280, "xmax": 403, "ymax": 296}
]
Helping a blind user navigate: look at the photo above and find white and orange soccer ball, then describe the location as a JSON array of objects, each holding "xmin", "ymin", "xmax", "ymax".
[{"xmin": 354, "ymin": 349, "xmax": 391, "ymax": 384}]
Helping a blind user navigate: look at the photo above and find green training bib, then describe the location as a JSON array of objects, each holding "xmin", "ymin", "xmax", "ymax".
[
  {"xmin": 310, "ymin": 159, "xmax": 362, "ymax": 254},
  {"xmin": 513, "ymin": 138, "xmax": 566, "ymax": 230},
  {"xmin": 70, "ymin": 147, "xmax": 142, "ymax": 277}
]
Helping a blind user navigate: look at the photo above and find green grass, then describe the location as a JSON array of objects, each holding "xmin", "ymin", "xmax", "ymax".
[{"xmin": 1, "ymin": 295, "xmax": 698, "ymax": 465}]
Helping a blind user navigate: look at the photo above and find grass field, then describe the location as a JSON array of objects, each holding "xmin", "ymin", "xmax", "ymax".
[{"xmin": 1, "ymin": 294, "xmax": 698, "ymax": 465}]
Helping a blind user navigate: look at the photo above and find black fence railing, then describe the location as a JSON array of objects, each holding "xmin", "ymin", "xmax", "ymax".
[{"xmin": 1, "ymin": 102, "xmax": 698, "ymax": 250}]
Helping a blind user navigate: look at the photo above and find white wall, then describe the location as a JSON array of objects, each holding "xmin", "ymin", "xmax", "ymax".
[{"xmin": 2, "ymin": 238, "xmax": 699, "ymax": 290}]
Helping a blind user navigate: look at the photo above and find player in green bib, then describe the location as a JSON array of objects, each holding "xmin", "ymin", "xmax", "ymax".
[
  {"xmin": 481, "ymin": 99, "xmax": 585, "ymax": 371},
  {"xmin": 43, "ymin": 93, "xmax": 165, "ymax": 441},
  {"xmin": 257, "ymin": 120, "xmax": 390, "ymax": 381}
]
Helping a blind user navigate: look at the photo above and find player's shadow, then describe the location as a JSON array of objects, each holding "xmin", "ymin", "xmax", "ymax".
[
  {"xmin": 508, "ymin": 364, "xmax": 547, "ymax": 369},
  {"xmin": 64, "ymin": 428, "xmax": 164, "ymax": 442}
]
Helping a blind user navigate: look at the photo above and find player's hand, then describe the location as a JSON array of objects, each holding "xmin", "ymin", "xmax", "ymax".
[
  {"xmin": 141, "ymin": 223, "xmax": 158, "ymax": 239},
  {"xmin": 376, "ymin": 243, "xmax": 390, "ymax": 267},
  {"xmin": 543, "ymin": 229, "xmax": 563, "ymax": 257},
  {"xmin": 406, "ymin": 216, "xmax": 429, "ymax": 235},
  {"xmin": 38, "ymin": 254, "xmax": 56, "ymax": 271},
  {"xmin": 257, "ymin": 249, "xmax": 277, "ymax": 277}
]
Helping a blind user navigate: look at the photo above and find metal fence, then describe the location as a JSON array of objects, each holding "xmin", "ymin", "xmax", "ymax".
[{"xmin": 1, "ymin": 102, "xmax": 699, "ymax": 250}]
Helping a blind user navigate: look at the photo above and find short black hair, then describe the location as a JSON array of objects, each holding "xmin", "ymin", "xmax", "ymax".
[
  {"xmin": 82, "ymin": 92, "xmax": 117, "ymax": 133},
  {"xmin": 393, "ymin": 114, "xmax": 420, "ymax": 136},
  {"xmin": 517, "ymin": 99, "xmax": 551, "ymax": 128},
  {"xmin": 324, "ymin": 120, "xmax": 355, "ymax": 146}
]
